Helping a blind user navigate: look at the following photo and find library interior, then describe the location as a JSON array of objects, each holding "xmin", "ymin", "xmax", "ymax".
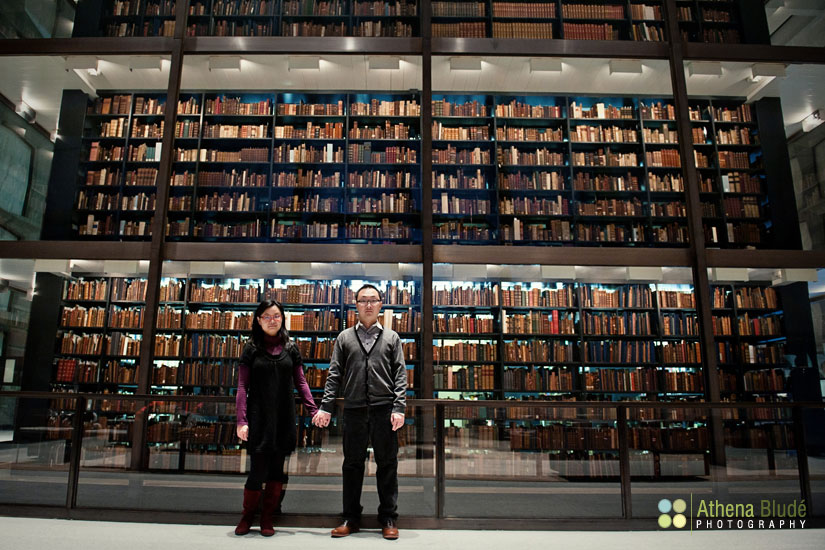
[{"xmin": 0, "ymin": 0, "xmax": 824, "ymax": 533}]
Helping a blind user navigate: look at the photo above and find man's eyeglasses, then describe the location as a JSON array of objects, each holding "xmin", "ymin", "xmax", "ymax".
[
  {"xmin": 259, "ymin": 314, "xmax": 282, "ymax": 322},
  {"xmin": 356, "ymin": 299, "xmax": 381, "ymax": 306}
]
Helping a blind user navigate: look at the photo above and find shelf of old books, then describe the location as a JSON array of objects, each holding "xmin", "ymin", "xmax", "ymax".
[
  {"xmin": 166, "ymin": 90, "xmax": 423, "ymax": 243},
  {"xmin": 432, "ymin": 94, "xmax": 497, "ymax": 244},
  {"xmin": 569, "ymin": 96, "xmax": 648, "ymax": 246},
  {"xmin": 346, "ymin": 93, "xmax": 422, "ymax": 243},
  {"xmin": 495, "ymin": 95, "xmax": 572, "ymax": 244},
  {"xmin": 180, "ymin": 0, "xmax": 420, "ymax": 37},
  {"xmin": 429, "ymin": 279, "xmax": 703, "ymax": 402},
  {"xmin": 711, "ymin": 282, "xmax": 788, "ymax": 399},
  {"xmin": 676, "ymin": 0, "xmax": 745, "ymax": 44},
  {"xmin": 78, "ymin": 93, "xmax": 167, "ymax": 239},
  {"xmin": 100, "ymin": 0, "xmax": 177, "ymax": 37},
  {"xmin": 641, "ymin": 98, "xmax": 689, "ymax": 245},
  {"xmin": 711, "ymin": 100, "xmax": 767, "ymax": 248},
  {"xmin": 68, "ymin": 91, "xmax": 780, "ymax": 249},
  {"xmin": 55, "ymin": 277, "xmax": 150, "ymax": 392},
  {"xmin": 431, "ymin": 0, "xmax": 670, "ymax": 41},
  {"xmin": 150, "ymin": 276, "xmax": 422, "ymax": 395},
  {"xmin": 82, "ymin": 0, "xmax": 761, "ymax": 42}
]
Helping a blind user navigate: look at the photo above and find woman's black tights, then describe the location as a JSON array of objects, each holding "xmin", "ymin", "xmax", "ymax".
[{"xmin": 245, "ymin": 451, "xmax": 288, "ymax": 491}]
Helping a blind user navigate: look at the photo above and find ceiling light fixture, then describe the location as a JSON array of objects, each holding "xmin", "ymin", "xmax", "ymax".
[
  {"xmin": 15, "ymin": 101, "xmax": 36, "ymax": 124},
  {"xmin": 751, "ymin": 63, "xmax": 786, "ymax": 80},
  {"xmin": 529, "ymin": 58, "xmax": 563, "ymax": 73},
  {"xmin": 449, "ymin": 57, "xmax": 482, "ymax": 71},
  {"xmin": 129, "ymin": 56, "xmax": 163, "ymax": 71},
  {"xmin": 369, "ymin": 56, "xmax": 400, "ymax": 70},
  {"xmin": 208, "ymin": 56, "xmax": 242, "ymax": 71},
  {"xmin": 64, "ymin": 56, "xmax": 99, "ymax": 73},
  {"xmin": 688, "ymin": 61, "xmax": 723, "ymax": 77},
  {"xmin": 801, "ymin": 109, "xmax": 823, "ymax": 132},
  {"xmin": 609, "ymin": 59, "xmax": 643, "ymax": 74},
  {"xmin": 288, "ymin": 56, "xmax": 321, "ymax": 70}
]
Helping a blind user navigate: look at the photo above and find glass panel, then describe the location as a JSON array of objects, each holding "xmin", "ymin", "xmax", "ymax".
[
  {"xmin": 74, "ymin": 396, "xmax": 435, "ymax": 515},
  {"xmin": 76, "ymin": 395, "xmax": 230, "ymax": 511},
  {"xmin": 0, "ymin": 68, "xmax": 55, "ymax": 240},
  {"xmin": 0, "ymin": 1, "xmax": 180, "ymax": 39},
  {"xmin": 766, "ymin": 3, "xmax": 825, "ymax": 47},
  {"xmin": 443, "ymin": 403, "xmax": 622, "ymax": 518},
  {"xmin": 0, "ymin": 0, "xmax": 77, "ymax": 38},
  {"xmin": 629, "ymin": 405, "xmax": 710, "ymax": 523},
  {"xmin": 716, "ymin": 403, "xmax": 803, "ymax": 528},
  {"xmin": 785, "ymin": 66, "xmax": 825, "ymax": 251},
  {"xmin": 0, "ymin": 263, "xmax": 32, "ymax": 391},
  {"xmin": 631, "ymin": 404, "xmax": 808, "ymax": 529},
  {"xmin": 0, "ymin": 396, "xmax": 73, "ymax": 506}
]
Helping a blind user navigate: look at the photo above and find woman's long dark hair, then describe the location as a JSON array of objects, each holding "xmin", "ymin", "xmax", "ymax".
[{"xmin": 250, "ymin": 300, "xmax": 290, "ymax": 348}]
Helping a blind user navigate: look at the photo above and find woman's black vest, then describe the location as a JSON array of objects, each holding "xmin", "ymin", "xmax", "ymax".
[{"xmin": 241, "ymin": 340, "xmax": 299, "ymax": 454}]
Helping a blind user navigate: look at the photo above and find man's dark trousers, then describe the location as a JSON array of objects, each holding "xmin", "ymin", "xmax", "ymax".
[{"xmin": 341, "ymin": 404, "xmax": 398, "ymax": 524}]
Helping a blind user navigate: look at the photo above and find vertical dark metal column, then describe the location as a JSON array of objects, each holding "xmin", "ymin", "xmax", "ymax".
[
  {"xmin": 617, "ymin": 405, "xmax": 632, "ymax": 519},
  {"xmin": 435, "ymin": 402, "xmax": 445, "ymax": 518},
  {"xmin": 41, "ymin": 91, "xmax": 89, "ymax": 240},
  {"xmin": 130, "ymin": 0, "xmax": 188, "ymax": 470},
  {"xmin": 756, "ymin": 98, "xmax": 803, "ymax": 250},
  {"xmin": 792, "ymin": 406, "xmax": 813, "ymax": 510},
  {"xmin": 419, "ymin": 0, "xmax": 439, "ymax": 502},
  {"xmin": 663, "ymin": 0, "xmax": 726, "ymax": 473},
  {"xmin": 420, "ymin": 0, "xmax": 434, "ymax": 400},
  {"xmin": 66, "ymin": 396, "xmax": 85, "ymax": 508}
]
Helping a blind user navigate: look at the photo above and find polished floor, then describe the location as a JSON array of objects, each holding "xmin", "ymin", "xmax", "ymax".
[{"xmin": 1, "ymin": 517, "xmax": 824, "ymax": 550}]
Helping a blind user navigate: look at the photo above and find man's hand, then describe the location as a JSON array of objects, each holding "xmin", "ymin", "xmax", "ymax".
[
  {"xmin": 391, "ymin": 412, "xmax": 405, "ymax": 431},
  {"xmin": 236, "ymin": 425, "xmax": 248, "ymax": 441},
  {"xmin": 313, "ymin": 410, "xmax": 331, "ymax": 428}
]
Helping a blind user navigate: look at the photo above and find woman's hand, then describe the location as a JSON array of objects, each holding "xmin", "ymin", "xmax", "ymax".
[{"xmin": 236, "ymin": 424, "xmax": 249, "ymax": 441}]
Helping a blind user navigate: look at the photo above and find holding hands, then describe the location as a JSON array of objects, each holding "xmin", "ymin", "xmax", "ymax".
[{"xmin": 312, "ymin": 410, "xmax": 331, "ymax": 428}]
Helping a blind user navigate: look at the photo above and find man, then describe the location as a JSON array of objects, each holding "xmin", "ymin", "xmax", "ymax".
[{"xmin": 312, "ymin": 283, "xmax": 407, "ymax": 540}]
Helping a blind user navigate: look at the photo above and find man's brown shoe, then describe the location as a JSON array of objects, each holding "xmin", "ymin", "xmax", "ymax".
[
  {"xmin": 331, "ymin": 520, "xmax": 359, "ymax": 537},
  {"xmin": 381, "ymin": 520, "xmax": 399, "ymax": 540}
]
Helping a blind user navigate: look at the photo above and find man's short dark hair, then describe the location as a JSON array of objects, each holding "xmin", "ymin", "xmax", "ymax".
[{"xmin": 355, "ymin": 284, "xmax": 383, "ymax": 301}]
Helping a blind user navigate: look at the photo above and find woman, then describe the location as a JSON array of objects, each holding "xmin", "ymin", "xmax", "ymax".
[{"xmin": 235, "ymin": 299, "xmax": 318, "ymax": 536}]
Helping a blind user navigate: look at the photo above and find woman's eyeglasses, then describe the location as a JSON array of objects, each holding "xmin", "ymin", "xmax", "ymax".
[{"xmin": 259, "ymin": 314, "xmax": 282, "ymax": 322}]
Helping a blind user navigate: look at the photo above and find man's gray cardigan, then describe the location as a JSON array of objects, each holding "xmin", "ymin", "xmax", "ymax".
[{"xmin": 319, "ymin": 326, "xmax": 407, "ymax": 414}]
